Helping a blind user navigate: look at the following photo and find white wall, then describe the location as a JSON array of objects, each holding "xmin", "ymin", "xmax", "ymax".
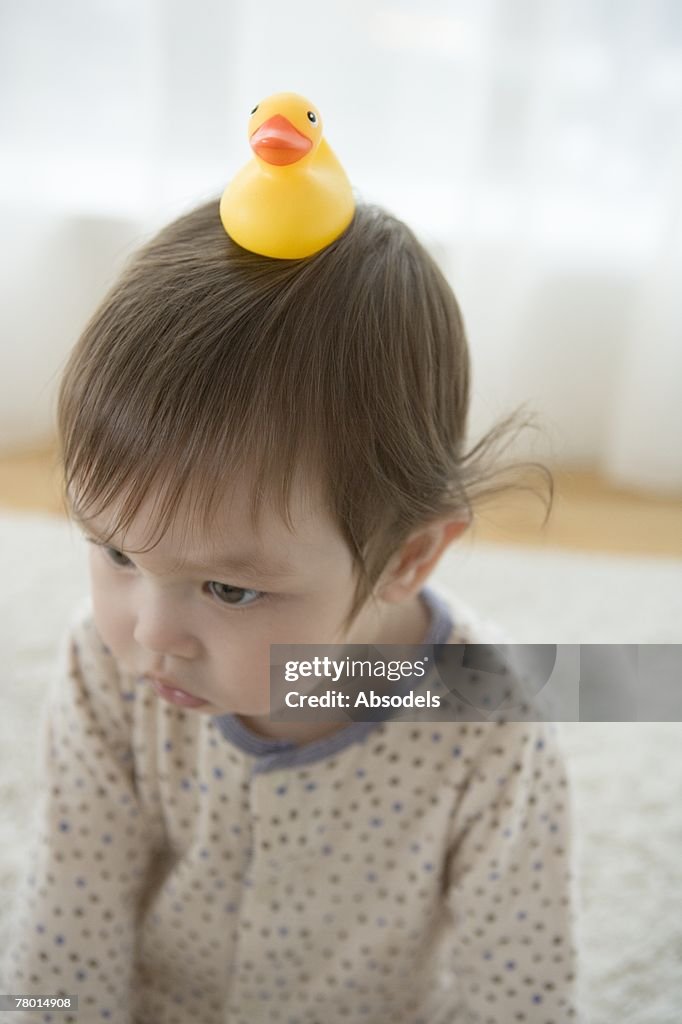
[{"xmin": 1, "ymin": 0, "xmax": 681, "ymax": 492}]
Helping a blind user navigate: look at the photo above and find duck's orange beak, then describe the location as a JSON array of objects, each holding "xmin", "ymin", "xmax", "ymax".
[{"xmin": 249, "ymin": 114, "xmax": 313, "ymax": 165}]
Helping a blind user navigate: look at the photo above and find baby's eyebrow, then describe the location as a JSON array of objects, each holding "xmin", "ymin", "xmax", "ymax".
[
  {"xmin": 186, "ymin": 552, "xmax": 296, "ymax": 581},
  {"xmin": 75, "ymin": 518, "xmax": 296, "ymax": 581}
]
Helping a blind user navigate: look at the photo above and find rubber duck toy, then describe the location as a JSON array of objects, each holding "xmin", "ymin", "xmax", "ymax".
[{"xmin": 220, "ymin": 92, "xmax": 355, "ymax": 259}]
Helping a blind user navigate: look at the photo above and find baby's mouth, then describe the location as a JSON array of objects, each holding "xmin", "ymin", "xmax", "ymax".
[{"xmin": 146, "ymin": 675, "xmax": 209, "ymax": 709}]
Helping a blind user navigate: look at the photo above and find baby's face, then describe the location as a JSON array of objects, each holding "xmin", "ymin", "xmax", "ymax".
[{"xmin": 78, "ymin": 475, "xmax": 387, "ymax": 725}]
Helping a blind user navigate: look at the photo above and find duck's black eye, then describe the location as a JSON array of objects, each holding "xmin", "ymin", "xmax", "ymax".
[
  {"xmin": 250, "ymin": 104, "xmax": 259, "ymax": 115},
  {"xmin": 307, "ymin": 110, "xmax": 317, "ymax": 124}
]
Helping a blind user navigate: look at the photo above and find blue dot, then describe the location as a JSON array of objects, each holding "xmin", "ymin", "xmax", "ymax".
[
  {"xmin": 101, "ymin": 834, "xmax": 112, "ymax": 844},
  {"xmin": 36, "ymin": 923, "xmax": 45, "ymax": 934},
  {"xmin": 55, "ymin": 935, "xmax": 65, "ymax": 945},
  {"xmin": 489, "ymin": 871, "xmax": 500, "ymax": 881},
  {"xmin": 224, "ymin": 902, "xmax": 238, "ymax": 914},
  {"xmin": 392, "ymin": 801, "xmax": 403, "ymax": 812},
  {"xmin": 231, "ymin": 824, "xmax": 241, "ymax": 835},
  {"xmin": 276, "ymin": 785, "xmax": 288, "ymax": 795},
  {"xmin": 550, "ymin": 823, "xmax": 559, "ymax": 833},
  {"xmin": 181, "ymin": 778, "xmax": 192, "ymax": 790},
  {"xmin": 505, "ymin": 960, "xmax": 516, "ymax": 970},
  {"xmin": 370, "ymin": 817, "xmax": 383, "ymax": 827},
  {"xmin": 452, "ymin": 746, "xmax": 462, "ymax": 758},
  {"xmin": 322, "ymin": 844, "xmax": 333, "ymax": 855},
  {"xmin": 164, "ymin": 740, "xmax": 173, "ymax": 751},
  {"xmin": 532, "ymin": 994, "xmax": 543, "ymax": 1004},
  {"xmin": 431, "ymin": 732, "xmax": 442, "ymax": 742},
  {"xmin": 535, "ymin": 739, "xmax": 545, "ymax": 750},
  {"xmin": 482, "ymin": 950, "xmax": 493, "ymax": 960},
  {"xmin": 503, "ymin": 828, "xmax": 513, "ymax": 838},
  {"xmin": 278, "ymin": 926, "xmax": 289, "ymax": 936},
  {"xmin": 305, "ymin": 781, "xmax": 317, "ymax": 791},
  {"xmin": 366, "ymin": 872, "xmax": 377, "ymax": 882},
  {"xmin": 122, "ymin": 691, "xmax": 135, "ymax": 701},
  {"xmin": 58, "ymin": 820, "xmax": 70, "ymax": 833},
  {"xmin": 75, "ymin": 877, "xmax": 87, "ymax": 888},
  {"xmin": 422, "ymin": 862, "xmax": 434, "ymax": 872},
  {"xmin": 533, "ymin": 860, "xmax": 543, "ymax": 871},
  {"xmin": 213, "ymin": 767, "xmax": 223, "ymax": 779},
  {"xmin": 516, "ymin": 910, "xmax": 527, "ymax": 920},
  {"xmin": 356, "ymin": 768, "xmax": 366, "ymax": 778}
]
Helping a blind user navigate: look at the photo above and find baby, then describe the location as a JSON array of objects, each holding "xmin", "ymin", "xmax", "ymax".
[{"xmin": 2, "ymin": 200, "xmax": 580, "ymax": 1022}]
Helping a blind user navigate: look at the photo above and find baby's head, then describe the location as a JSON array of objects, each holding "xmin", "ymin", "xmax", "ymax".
[{"xmin": 57, "ymin": 200, "xmax": 533, "ymax": 723}]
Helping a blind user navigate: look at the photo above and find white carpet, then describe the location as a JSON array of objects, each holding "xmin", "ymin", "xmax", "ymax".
[{"xmin": 1, "ymin": 510, "xmax": 681, "ymax": 1022}]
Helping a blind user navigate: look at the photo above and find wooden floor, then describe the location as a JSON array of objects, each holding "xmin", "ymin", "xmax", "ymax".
[{"xmin": 0, "ymin": 443, "xmax": 680, "ymax": 557}]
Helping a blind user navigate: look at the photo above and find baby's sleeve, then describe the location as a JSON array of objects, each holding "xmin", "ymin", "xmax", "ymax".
[
  {"xmin": 0, "ymin": 613, "xmax": 162, "ymax": 1024},
  {"xmin": 442, "ymin": 720, "xmax": 584, "ymax": 1023}
]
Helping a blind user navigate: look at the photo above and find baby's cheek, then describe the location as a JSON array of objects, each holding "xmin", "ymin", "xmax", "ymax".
[
  {"xmin": 226, "ymin": 643, "xmax": 273, "ymax": 709},
  {"xmin": 92, "ymin": 592, "xmax": 132, "ymax": 660},
  {"xmin": 88, "ymin": 560, "xmax": 135, "ymax": 662}
]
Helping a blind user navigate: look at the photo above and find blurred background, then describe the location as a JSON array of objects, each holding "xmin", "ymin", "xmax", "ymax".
[
  {"xmin": 1, "ymin": 5, "xmax": 682, "ymax": 1021},
  {"xmin": 1, "ymin": 0, "xmax": 681, "ymax": 553}
]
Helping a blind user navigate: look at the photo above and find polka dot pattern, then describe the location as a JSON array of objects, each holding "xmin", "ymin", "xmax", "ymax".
[{"xmin": 1, "ymin": 600, "xmax": 581, "ymax": 1022}]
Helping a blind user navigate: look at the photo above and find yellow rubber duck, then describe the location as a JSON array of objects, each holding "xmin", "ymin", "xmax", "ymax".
[{"xmin": 220, "ymin": 92, "xmax": 355, "ymax": 259}]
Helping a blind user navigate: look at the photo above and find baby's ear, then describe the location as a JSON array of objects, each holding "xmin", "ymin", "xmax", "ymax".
[{"xmin": 377, "ymin": 518, "xmax": 470, "ymax": 603}]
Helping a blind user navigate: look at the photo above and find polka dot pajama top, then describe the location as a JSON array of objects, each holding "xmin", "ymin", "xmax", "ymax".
[{"xmin": 2, "ymin": 587, "xmax": 581, "ymax": 1023}]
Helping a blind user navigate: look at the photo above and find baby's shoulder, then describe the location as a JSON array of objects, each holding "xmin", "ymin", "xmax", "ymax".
[
  {"xmin": 49, "ymin": 597, "xmax": 135, "ymax": 727},
  {"xmin": 392, "ymin": 584, "xmax": 565, "ymax": 762},
  {"xmin": 427, "ymin": 582, "xmax": 513, "ymax": 645}
]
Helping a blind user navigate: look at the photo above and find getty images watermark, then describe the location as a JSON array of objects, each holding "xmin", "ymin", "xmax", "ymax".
[{"xmin": 269, "ymin": 644, "xmax": 682, "ymax": 722}]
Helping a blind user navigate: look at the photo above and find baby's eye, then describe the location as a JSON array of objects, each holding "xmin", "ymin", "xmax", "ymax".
[
  {"xmin": 101, "ymin": 545, "xmax": 133, "ymax": 568},
  {"xmin": 207, "ymin": 582, "xmax": 263, "ymax": 607}
]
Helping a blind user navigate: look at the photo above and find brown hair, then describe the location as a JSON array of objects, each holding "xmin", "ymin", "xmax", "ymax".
[{"xmin": 56, "ymin": 198, "xmax": 551, "ymax": 630}]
